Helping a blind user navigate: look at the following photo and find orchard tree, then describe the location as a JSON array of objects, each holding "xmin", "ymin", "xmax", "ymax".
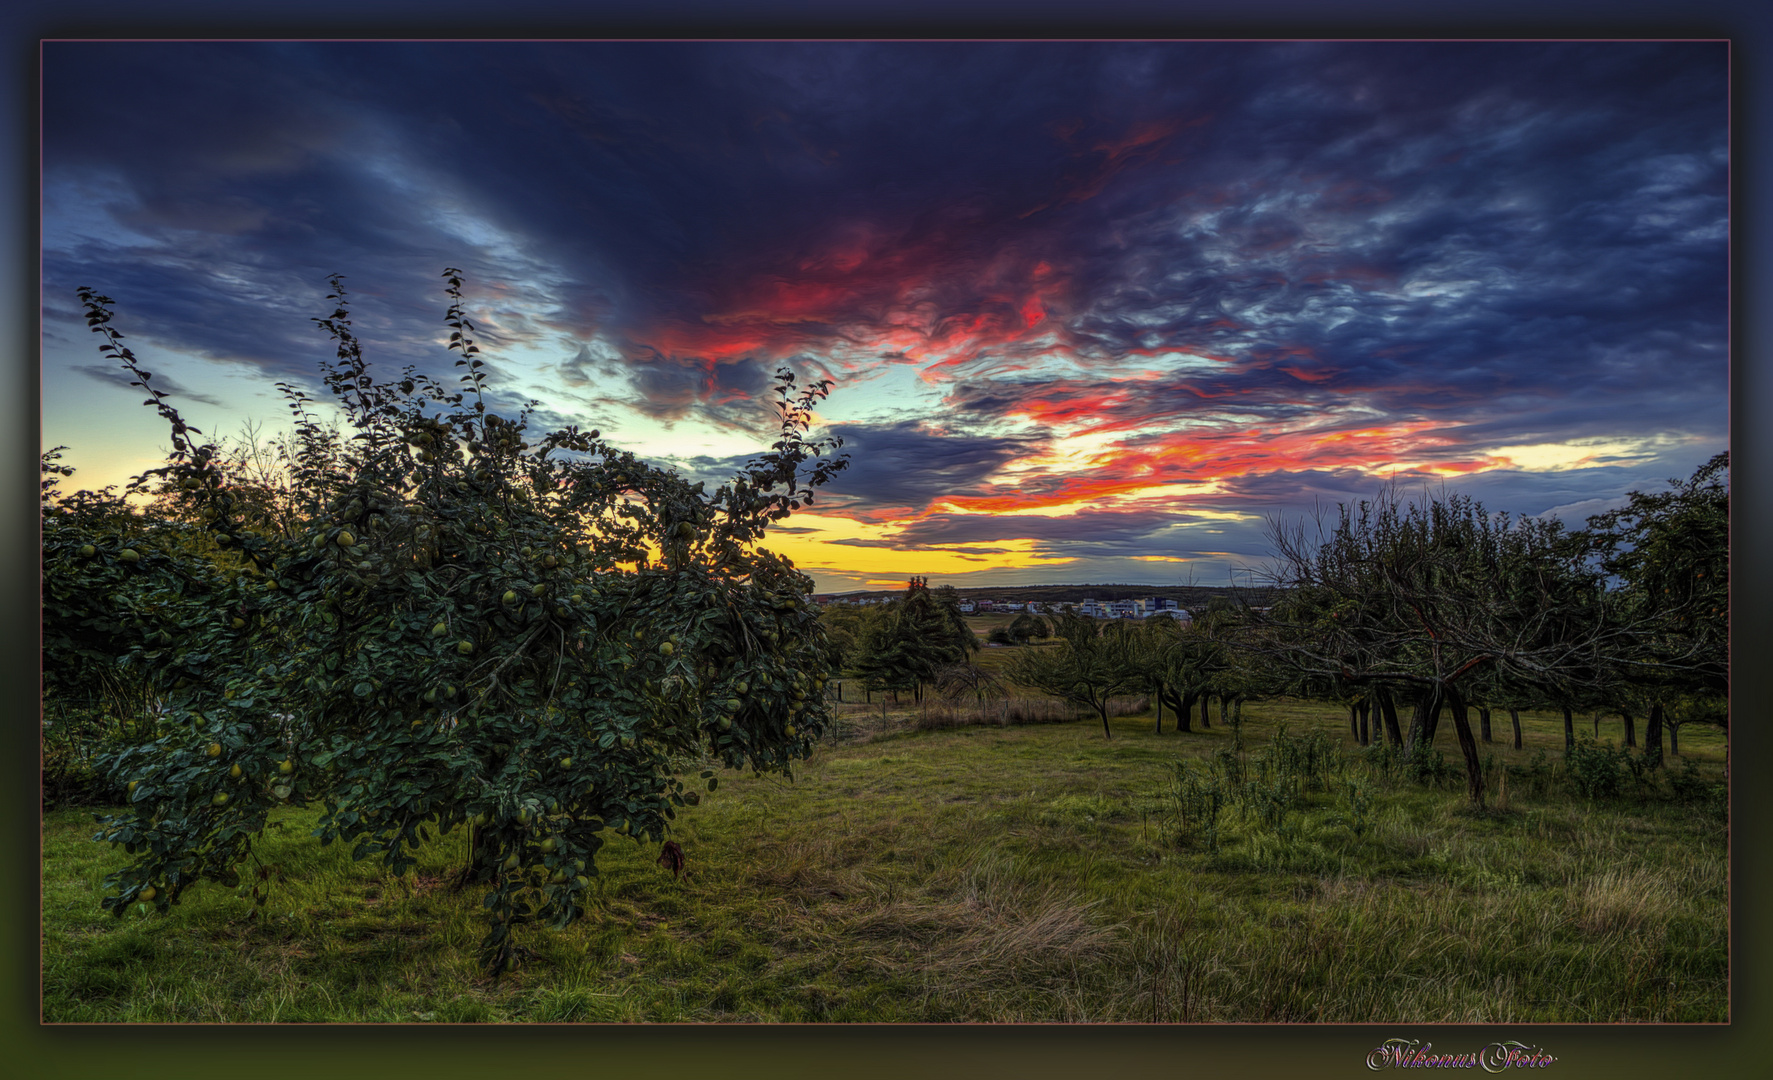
[
  {"xmin": 69, "ymin": 271, "xmax": 849, "ymax": 973},
  {"xmin": 1005, "ymin": 611, "xmax": 1050, "ymax": 644},
  {"xmin": 1007, "ymin": 611, "xmax": 1141, "ymax": 738},
  {"xmin": 851, "ymin": 579, "xmax": 976, "ymax": 703},
  {"xmin": 1258, "ymin": 489, "xmax": 1623, "ymax": 805},
  {"xmin": 1582, "ymin": 453, "xmax": 1728, "ymax": 767},
  {"xmin": 1131, "ymin": 617, "xmax": 1228, "ymax": 735}
]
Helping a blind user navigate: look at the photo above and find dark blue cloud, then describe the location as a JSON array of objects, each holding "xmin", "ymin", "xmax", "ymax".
[{"xmin": 814, "ymin": 421, "xmax": 1046, "ymax": 516}]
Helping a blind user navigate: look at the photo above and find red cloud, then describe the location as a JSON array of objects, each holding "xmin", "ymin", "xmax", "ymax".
[
  {"xmin": 623, "ymin": 226, "xmax": 1080, "ymax": 386},
  {"xmin": 928, "ymin": 419, "xmax": 1467, "ymax": 516}
]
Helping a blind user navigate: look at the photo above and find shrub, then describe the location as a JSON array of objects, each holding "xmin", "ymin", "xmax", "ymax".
[
  {"xmin": 1564, "ymin": 735, "xmax": 1628, "ymax": 800},
  {"xmin": 1668, "ymin": 756, "xmax": 1725, "ymax": 816},
  {"xmin": 1407, "ymin": 746, "xmax": 1455, "ymax": 789}
]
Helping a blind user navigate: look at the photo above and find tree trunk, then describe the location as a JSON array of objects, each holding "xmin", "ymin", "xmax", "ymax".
[
  {"xmin": 1445, "ymin": 682, "xmax": 1485, "ymax": 806},
  {"xmin": 1358, "ymin": 698, "xmax": 1371, "ymax": 746},
  {"xmin": 1622, "ymin": 711, "xmax": 1635, "ymax": 748},
  {"xmin": 1220, "ymin": 697, "xmax": 1229, "ymax": 725},
  {"xmin": 1407, "ymin": 685, "xmax": 1442, "ymax": 758},
  {"xmin": 837, "ymin": 683, "xmax": 843, "ymax": 703},
  {"xmin": 1478, "ymin": 705, "xmax": 1492, "ymax": 744},
  {"xmin": 1562, "ymin": 704, "xmax": 1574, "ymax": 756},
  {"xmin": 1592, "ymin": 711, "xmax": 1600, "ymax": 738},
  {"xmin": 1098, "ymin": 700, "xmax": 1113, "ymax": 740},
  {"xmin": 1155, "ymin": 690, "xmax": 1164, "ymax": 735},
  {"xmin": 1509, "ymin": 708, "xmax": 1522, "ymax": 750},
  {"xmin": 1645, "ymin": 702, "xmax": 1664, "ymax": 767},
  {"xmin": 1348, "ymin": 703, "xmax": 1360, "ymax": 741},
  {"xmin": 1199, "ymin": 695, "xmax": 1211, "ymax": 729},
  {"xmin": 1376, "ymin": 685, "xmax": 1405, "ymax": 747},
  {"xmin": 1668, "ymin": 722, "xmax": 1679, "ymax": 756}
]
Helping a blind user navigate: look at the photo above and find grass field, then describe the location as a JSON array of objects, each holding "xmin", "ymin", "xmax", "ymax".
[{"xmin": 41, "ymin": 695, "xmax": 1727, "ymax": 1023}]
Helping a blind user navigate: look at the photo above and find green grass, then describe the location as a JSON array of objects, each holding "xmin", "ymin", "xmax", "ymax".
[{"xmin": 42, "ymin": 700, "xmax": 1727, "ymax": 1022}]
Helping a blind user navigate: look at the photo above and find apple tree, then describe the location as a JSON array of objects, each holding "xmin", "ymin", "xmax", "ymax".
[{"xmin": 77, "ymin": 270, "xmax": 849, "ymax": 971}]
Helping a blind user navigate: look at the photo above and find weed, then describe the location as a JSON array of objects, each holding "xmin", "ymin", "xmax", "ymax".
[{"xmin": 1337, "ymin": 777, "xmax": 1375, "ymax": 839}]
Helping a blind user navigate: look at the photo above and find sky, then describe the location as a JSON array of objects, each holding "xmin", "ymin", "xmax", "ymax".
[{"xmin": 40, "ymin": 40, "xmax": 1729, "ymax": 593}]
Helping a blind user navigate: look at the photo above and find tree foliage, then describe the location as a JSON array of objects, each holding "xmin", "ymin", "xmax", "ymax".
[
  {"xmin": 59, "ymin": 271, "xmax": 849, "ymax": 972},
  {"xmin": 1583, "ymin": 453, "xmax": 1728, "ymax": 703}
]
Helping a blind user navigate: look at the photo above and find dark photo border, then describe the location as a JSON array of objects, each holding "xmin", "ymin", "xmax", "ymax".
[{"xmin": 8, "ymin": 3, "xmax": 1766, "ymax": 1078}]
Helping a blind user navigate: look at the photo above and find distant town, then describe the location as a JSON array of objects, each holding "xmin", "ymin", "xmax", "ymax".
[{"xmin": 811, "ymin": 583, "xmax": 1279, "ymax": 621}]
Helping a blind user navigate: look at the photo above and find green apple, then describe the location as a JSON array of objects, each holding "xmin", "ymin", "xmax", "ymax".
[
  {"xmin": 431, "ymin": 622, "xmax": 449, "ymax": 638},
  {"xmin": 228, "ymin": 764, "xmax": 242, "ymax": 780},
  {"xmin": 78, "ymin": 544, "xmax": 96, "ymax": 558},
  {"xmin": 502, "ymin": 590, "xmax": 518, "ymax": 605},
  {"xmin": 457, "ymin": 640, "xmax": 474, "ymax": 655},
  {"xmin": 659, "ymin": 642, "xmax": 674, "ymax": 656},
  {"xmin": 539, "ymin": 837, "xmax": 558, "ymax": 854},
  {"xmin": 138, "ymin": 886, "xmax": 156, "ymax": 902},
  {"xmin": 211, "ymin": 792, "xmax": 230, "ymax": 807},
  {"xmin": 119, "ymin": 548, "xmax": 141, "ymax": 563},
  {"xmin": 207, "ymin": 742, "xmax": 222, "ymax": 758},
  {"xmin": 559, "ymin": 756, "xmax": 572, "ymax": 768},
  {"xmin": 277, "ymin": 759, "xmax": 293, "ymax": 775},
  {"xmin": 337, "ymin": 530, "xmax": 355, "ymax": 548}
]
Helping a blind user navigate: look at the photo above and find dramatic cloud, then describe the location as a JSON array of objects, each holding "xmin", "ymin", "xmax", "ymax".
[{"xmin": 41, "ymin": 41, "xmax": 1727, "ymax": 590}]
